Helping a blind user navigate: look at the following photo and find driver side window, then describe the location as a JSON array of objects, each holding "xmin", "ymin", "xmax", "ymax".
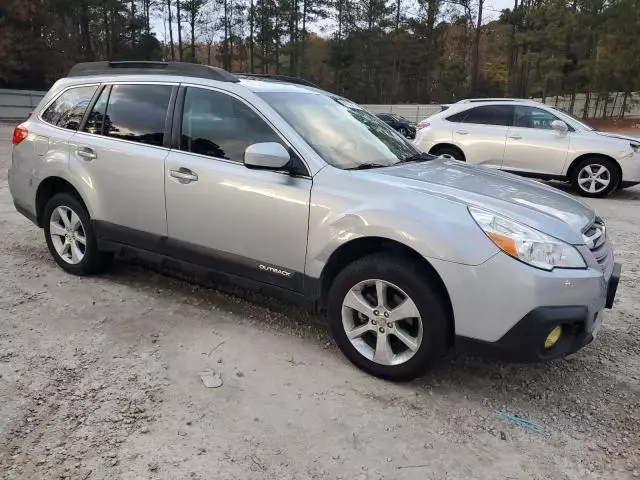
[
  {"xmin": 513, "ymin": 106, "xmax": 560, "ymax": 130},
  {"xmin": 180, "ymin": 87, "xmax": 283, "ymax": 163}
]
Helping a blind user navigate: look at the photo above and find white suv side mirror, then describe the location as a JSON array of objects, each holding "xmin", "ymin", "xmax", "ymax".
[
  {"xmin": 551, "ymin": 120, "xmax": 569, "ymax": 135},
  {"xmin": 244, "ymin": 142, "xmax": 290, "ymax": 170}
]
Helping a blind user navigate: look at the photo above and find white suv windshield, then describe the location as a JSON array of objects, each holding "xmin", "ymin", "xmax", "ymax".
[{"xmin": 258, "ymin": 92, "xmax": 420, "ymax": 169}]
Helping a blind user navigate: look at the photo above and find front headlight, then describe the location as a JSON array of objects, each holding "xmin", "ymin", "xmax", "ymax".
[
  {"xmin": 631, "ymin": 143, "xmax": 640, "ymax": 153},
  {"xmin": 469, "ymin": 207, "xmax": 586, "ymax": 271}
]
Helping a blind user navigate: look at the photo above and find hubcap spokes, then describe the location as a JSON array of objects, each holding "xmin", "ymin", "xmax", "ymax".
[
  {"xmin": 578, "ymin": 164, "xmax": 610, "ymax": 194},
  {"xmin": 342, "ymin": 279, "xmax": 422, "ymax": 366},
  {"xmin": 50, "ymin": 206, "xmax": 86, "ymax": 265}
]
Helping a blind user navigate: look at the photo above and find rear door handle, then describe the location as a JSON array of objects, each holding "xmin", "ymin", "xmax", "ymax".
[
  {"xmin": 456, "ymin": 130, "xmax": 469, "ymax": 135},
  {"xmin": 76, "ymin": 147, "xmax": 97, "ymax": 161},
  {"xmin": 509, "ymin": 134, "xmax": 522, "ymax": 140},
  {"xmin": 169, "ymin": 167, "xmax": 198, "ymax": 183}
]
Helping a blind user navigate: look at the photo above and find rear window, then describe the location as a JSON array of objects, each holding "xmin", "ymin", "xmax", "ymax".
[
  {"xmin": 82, "ymin": 84, "xmax": 172, "ymax": 147},
  {"xmin": 41, "ymin": 85, "xmax": 98, "ymax": 130},
  {"xmin": 448, "ymin": 105, "xmax": 513, "ymax": 126}
]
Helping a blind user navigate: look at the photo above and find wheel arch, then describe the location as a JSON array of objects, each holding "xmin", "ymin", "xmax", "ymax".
[
  {"xmin": 566, "ymin": 153, "xmax": 622, "ymax": 185},
  {"xmin": 35, "ymin": 176, "xmax": 90, "ymax": 227},
  {"xmin": 318, "ymin": 236, "xmax": 455, "ymax": 343}
]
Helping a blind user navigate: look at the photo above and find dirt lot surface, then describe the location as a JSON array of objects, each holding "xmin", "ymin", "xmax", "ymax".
[{"xmin": 0, "ymin": 123, "xmax": 638, "ymax": 480}]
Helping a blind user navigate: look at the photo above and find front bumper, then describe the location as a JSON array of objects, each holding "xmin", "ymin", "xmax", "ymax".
[
  {"xmin": 456, "ymin": 262, "xmax": 621, "ymax": 361},
  {"xmin": 620, "ymin": 152, "xmax": 640, "ymax": 183}
]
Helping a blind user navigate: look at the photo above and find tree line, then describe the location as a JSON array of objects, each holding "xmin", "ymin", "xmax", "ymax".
[{"xmin": 1, "ymin": 0, "xmax": 639, "ymax": 114}]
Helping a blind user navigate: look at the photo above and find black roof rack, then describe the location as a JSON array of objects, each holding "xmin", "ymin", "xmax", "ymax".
[
  {"xmin": 235, "ymin": 73, "xmax": 319, "ymax": 88},
  {"xmin": 68, "ymin": 61, "xmax": 240, "ymax": 83}
]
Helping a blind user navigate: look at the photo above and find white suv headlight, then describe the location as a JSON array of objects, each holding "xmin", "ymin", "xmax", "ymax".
[{"xmin": 469, "ymin": 207, "xmax": 586, "ymax": 271}]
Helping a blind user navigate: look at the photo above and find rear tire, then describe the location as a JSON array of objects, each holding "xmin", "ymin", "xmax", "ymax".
[
  {"xmin": 327, "ymin": 254, "xmax": 450, "ymax": 381},
  {"xmin": 430, "ymin": 145, "xmax": 465, "ymax": 161},
  {"xmin": 43, "ymin": 193, "xmax": 112, "ymax": 275},
  {"xmin": 571, "ymin": 157, "xmax": 619, "ymax": 198}
]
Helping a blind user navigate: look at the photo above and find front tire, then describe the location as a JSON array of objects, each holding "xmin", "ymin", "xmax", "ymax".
[
  {"xmin": 43, "ymin": 193, "xmax": 111, "ymax": 275},
  {"xmin": 327, "ymin": 254, "xmax": 450, "ymax": 381},
  {"xmin": 571, "ymin": 157, "xmax": 619, "ymax": 197}
]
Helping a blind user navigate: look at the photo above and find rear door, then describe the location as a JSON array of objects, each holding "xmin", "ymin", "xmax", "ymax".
[
  {"xmin": 502, "ymin": 105, "xmax": 570, "ymax": 176},
  {"xmin": 449, "ymin": 105, "xmax": 513, "ymax": 168},
  {"xmin": 70, "ymin": 83, "xmax": 175, "ymax": 239}
]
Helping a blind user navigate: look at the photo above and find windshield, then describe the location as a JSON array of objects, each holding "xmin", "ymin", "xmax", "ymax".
[
  {"xmin": 258, "ymin": 92, "xmax": 420, "ymax": 169},
  {"xmin": 552, "ymin": 107, "xmax": 596, "ymax": 131},
  {"xmin": 390, "ymin": 114, "xmax": 411, "ymax": 123}
]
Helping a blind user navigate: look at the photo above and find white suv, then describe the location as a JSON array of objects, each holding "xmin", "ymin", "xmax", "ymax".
[{"xmin": 414, "ymin": 99, "xmax": 640, "ymax": 197}]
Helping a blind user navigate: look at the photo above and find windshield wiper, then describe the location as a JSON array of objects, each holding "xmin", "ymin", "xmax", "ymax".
[
  {"xmin": 399, "ymin": 152, "xmax": 435, "ymax": 164},
  {"xmin": 346, "ymin": 163, "xmax": 389, "ymax": 170}
]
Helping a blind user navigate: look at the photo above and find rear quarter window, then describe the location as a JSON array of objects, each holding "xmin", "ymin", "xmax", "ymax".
[{"xmin": 41, "ymin": 85, "xmax": 98, "ymax": 130}]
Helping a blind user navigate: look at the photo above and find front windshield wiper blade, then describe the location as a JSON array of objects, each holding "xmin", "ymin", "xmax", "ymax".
[
  {"xmin": 346, "ymin": 163, "xmax": 390, "ymax": 170},
  {"xmin": 399, "ymin": 152, "xmax": 435, "ymax": 164}
]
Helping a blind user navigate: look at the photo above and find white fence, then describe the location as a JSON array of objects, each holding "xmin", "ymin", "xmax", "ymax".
[
  {"xmin": 2, "ymin": 88, "xmax": 637, "ymax": 122},
  {"xmin": 0, "ymin": 89, "xmax": 46, "ymax": 120}
]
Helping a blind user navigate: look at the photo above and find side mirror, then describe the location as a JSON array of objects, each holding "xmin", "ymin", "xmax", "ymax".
[
  {"xmin": 244, "ymin": 142, "xmax": 290, "ymax": 170},
  {"xmin": 551, "ymin": 120, "xmax": 569, "ymax": 135}
]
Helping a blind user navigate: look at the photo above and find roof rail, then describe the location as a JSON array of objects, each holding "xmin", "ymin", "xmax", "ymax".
[
  {"xmin": 68, "ymin": 61, "xmax": 240, "ymax": 83},
  {"xmin": 235, "ymin": 73, "xmax": 319, "ymax": 88},
  {"xmin": 456, "ymin": 98, "xmax": 538, "ymax": 104}
]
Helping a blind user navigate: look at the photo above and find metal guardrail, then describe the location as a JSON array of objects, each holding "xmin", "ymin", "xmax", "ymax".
[{"xmin": 0, "ymin": 89, "xmax": 46, "ymax": 120}]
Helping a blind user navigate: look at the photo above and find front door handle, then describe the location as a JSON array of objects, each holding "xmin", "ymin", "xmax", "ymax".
[
  {"xmin": 509, "ymin": 134, "xmax": 522, "ymax": 140},
  {"xmin": 169, "ymin": 167, "xmax": 198, "ymax": 183},
  {"xmin": 456, "ymin": 130, "xmax": 469, "ymax": 135},
  {"xmin": 76, "ymin": 147, "xmax": 97, "ymax": 161}
]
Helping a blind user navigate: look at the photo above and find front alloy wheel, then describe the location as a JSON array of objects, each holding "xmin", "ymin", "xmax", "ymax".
[
  {"xmin": 571, "ymin": 157, "xmax": 619, "ymax": 197},
  {"xmin": 342, "ymin": 279, "xmax": 423, "ymax": 366},
  {"xmin": 577, "ymin": 164, "xmax": 610, "ymax": 195},
  {"xmin": 327, "ymin": 254, "xmax": 450, "ymax": 381}
]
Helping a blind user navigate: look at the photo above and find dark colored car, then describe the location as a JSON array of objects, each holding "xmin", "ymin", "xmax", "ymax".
[{"xmin": 376, "ymin": 113, "xmax": 416, "ymax": 139}]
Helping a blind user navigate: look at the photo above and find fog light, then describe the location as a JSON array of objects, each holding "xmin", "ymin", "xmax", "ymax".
[{"xmin": 544, "ymin": 326, "xmax": 563, "ymax": 349}]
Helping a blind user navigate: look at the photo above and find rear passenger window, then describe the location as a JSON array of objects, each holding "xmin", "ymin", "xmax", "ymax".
[
  {"xmin": 461, "ymin": 105, "xmax": 513, "ymax": 126},
  {"xmin": 180, "ymin": 87, "xmax": 283, "ymax": 162},
  {"xmin": 83, "ymin": 86, "xmax": 109, "ymax": 135},
  {"xmin": 41, "ymin": 86, "xmax": 97, "ymax": 130},
  {"xmin": 84, "ymin": 84, "xmax": 172, "ymax": 147}
]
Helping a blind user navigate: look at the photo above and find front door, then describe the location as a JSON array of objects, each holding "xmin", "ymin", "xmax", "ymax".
[
  {"xmin": 164, "ymin": 86, "xmax": 312, "ymax": 291},
  {"xmin": 502, "ymin": 105, "xmax": 570, "ymax": 176}
]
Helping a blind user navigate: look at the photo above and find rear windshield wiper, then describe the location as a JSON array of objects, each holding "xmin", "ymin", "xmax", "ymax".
[
  {"xmin": 399, "ymin": 152, "xmax": 435, "ymax": 164},
  {"xmin": 345, "ymin": 163, "xmax": 389, "ymax": 170}
]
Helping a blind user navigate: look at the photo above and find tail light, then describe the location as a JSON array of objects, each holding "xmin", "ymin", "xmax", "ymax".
[
  {"xmin": 12, "ymin": 125, "xmax": 29, "ymax": 145},
  {"xmin": 416, "ymin": 121, "xmax": 430, "ymax": 131}
]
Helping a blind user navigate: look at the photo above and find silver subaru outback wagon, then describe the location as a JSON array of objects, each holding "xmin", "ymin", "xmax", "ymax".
[{"xmin": 8, "ymin": 61, "xmax": 621, "ymax": 380}]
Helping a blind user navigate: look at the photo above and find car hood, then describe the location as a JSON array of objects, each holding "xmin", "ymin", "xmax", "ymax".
[
  {"xmin": 592, "ymin": 131, "xmax": 640, "ymax": 143},
  {"xmin": 368, "ymin": 159, "xmax": 594, "ymax": 244}
]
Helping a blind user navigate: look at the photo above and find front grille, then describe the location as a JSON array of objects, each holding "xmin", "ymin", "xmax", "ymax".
[{"xmin": 583, "ymin": 218, "xmax": 613, "ymax": 277}]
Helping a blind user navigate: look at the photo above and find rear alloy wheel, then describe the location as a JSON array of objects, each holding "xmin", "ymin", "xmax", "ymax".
[
  {"xmin": 571, "ymin": 157, "xmax": 619, "ymax": 198},
  {"xmin": 327, "ymin": 254, "xmax": 450, "ymax": 381},
  {"xmin": 430, "ymin": 146, "xmax": 465, "ymax": 161},
  {"xmin": 43, "ymin": 193, "xmax": 112, "ymax": 275}
]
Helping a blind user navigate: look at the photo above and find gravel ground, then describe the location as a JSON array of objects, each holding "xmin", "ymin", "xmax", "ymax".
[{"xmin": 0, "ymin": 123, "xmax": 638, "ymax": 480}]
